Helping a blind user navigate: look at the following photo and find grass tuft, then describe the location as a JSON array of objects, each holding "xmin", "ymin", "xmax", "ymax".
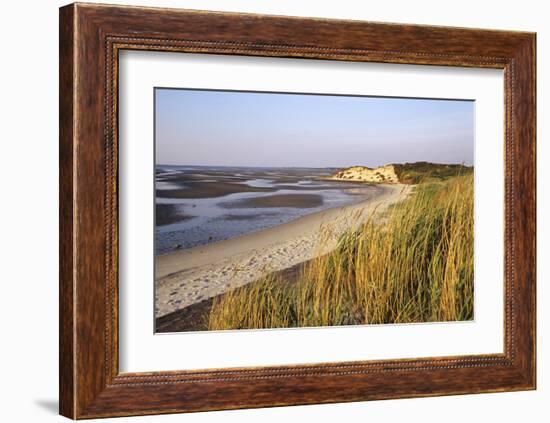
[{"xmin": 208, "ymin": 175, "xmax": 474, "ymax": 330}]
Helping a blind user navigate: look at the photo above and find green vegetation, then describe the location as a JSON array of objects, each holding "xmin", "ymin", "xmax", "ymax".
[
  {"xmin": 393, "ymin": 162, "xmax": 472, "ymax": 184},
  {"xmin": 208, "ymin": 174, "xmax": 474, "ymax": 330}
]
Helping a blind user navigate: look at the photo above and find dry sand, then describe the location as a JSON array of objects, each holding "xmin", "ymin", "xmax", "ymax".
[{"xmin": 155, "ymin": 183, "xmax": 412, "ymax": 318}]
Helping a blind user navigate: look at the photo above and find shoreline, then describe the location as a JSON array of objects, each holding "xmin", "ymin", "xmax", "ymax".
[{"xmin": 155, "ymin": 183, "xmax": 412, "ymax": 319}]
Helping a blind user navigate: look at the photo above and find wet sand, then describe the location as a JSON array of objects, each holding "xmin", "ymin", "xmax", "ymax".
[
  {"xmin": 156, "ymin": 182, "xmax": 273, "ymax": 199},
  {"xmin": 156, "ymin": 204, "xmax": 195, "ymax": 226},
  {"xmin": 222, "ymin": 193, "xmax": 324, "ymax": 209},
  {"xmin": 223, "ymin": 212, "xmax": 280, "ymax": 221},
  {"xmin": 155, "ymin": 183, "xmax": 412, "ymax": 319},
  {"xmin": 156, "ymin": 168, "xmax": 341, "ymax": 199}
]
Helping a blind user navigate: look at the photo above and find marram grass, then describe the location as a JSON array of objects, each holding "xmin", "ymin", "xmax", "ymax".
[{"xmin": 208, "ymin": 175, "xmax": 474, "ymax": 330}]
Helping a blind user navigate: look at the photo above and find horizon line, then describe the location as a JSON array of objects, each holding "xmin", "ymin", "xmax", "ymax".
[{"xmin": 156, "ymin": 161, "xmax": 474, "ymax": 169}]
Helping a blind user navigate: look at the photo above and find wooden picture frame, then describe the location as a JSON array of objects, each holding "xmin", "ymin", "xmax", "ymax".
[{"xmin": 59, "ymin": 2, "xmax": 536, "ymax": 419}]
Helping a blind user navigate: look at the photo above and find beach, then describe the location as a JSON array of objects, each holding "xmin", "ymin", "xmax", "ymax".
[{"xmin": 155, "ymin": 183, "xmax": 411, "ymax": 319}]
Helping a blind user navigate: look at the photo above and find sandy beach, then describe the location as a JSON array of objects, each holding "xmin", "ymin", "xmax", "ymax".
[{"xmin": 155, "ymin": 183, "xmax": 412, "ymax": 318}]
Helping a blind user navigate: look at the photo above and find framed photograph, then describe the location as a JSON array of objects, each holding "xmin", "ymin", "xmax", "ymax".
[{"xmin": 59, "ymin": 3, "xmax": 536, "ymax": 419}]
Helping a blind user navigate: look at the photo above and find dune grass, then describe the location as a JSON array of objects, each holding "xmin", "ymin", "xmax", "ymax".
[
  {"xmin": 208, "ymin": 174, "xmax": 474, "ymax": 330},
  {"xmin": 393, "ymin": 162, "xmax": 473, "ymax": 184}
]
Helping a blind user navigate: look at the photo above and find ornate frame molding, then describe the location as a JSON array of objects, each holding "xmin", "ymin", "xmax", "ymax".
[{"xmin": 60, "ymin": 3, "xmax": 536, "ymax": 419}]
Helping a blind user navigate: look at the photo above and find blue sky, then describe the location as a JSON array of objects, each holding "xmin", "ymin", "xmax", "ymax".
[{"xmin": 155, "ymin": 88, "xmax": 474, "ymax": 168}]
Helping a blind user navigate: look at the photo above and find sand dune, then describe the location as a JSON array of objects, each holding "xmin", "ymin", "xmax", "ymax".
[
  {"xmin": 327, "ymin": 164, "xmax": 399, "ymax": 183},
  {"xmin": 155, "ymin": 183, "xmax": 412, "ymax": 318}
]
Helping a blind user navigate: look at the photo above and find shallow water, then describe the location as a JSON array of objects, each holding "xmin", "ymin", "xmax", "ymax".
[{"xmin": 155, "ymin": 165, "xmax": 379, "ymax": 255}]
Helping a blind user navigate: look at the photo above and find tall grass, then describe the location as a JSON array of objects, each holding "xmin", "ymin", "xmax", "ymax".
[{"xmin": 208, "ymin": 175, "xmax": 474, "ymax": 330}]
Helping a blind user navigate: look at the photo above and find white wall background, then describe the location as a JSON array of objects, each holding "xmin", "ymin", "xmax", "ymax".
[{"xmin": 0, "ymin": 0, "xmax": 546, "ymax": 421}]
